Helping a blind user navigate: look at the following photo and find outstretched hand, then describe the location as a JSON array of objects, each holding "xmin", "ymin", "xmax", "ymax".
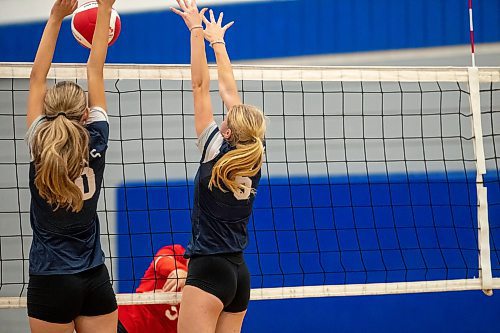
[
  {"xmin": 162, "ymin": 269, "xmax": 188, "ymax": 292},
  {"xmin": 171, "ymin": 0, "xmax": 208, "ymax": 31},
  {"xmin": 202, "ymin": 9, "xmax": 234, "ymax": 45},
  {"xmin": 50, "ymin": 0, "xmax": 78, "ymax": 21}
]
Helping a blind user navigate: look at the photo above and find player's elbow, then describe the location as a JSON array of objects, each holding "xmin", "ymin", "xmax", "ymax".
[
  {"xmin": 219, "ymin": 87, "xmax": 237, "ymax": 98},
  {"xmin": 29, "ymin": 69, "xmax": 44, "ymax": 84},
  {"xmin": 219, "ymin": 89, "xmax": 240, "ymax": 106},
  {"xmin": 192, "ymin": 80, "xmax": 209, "ymax": 92}
]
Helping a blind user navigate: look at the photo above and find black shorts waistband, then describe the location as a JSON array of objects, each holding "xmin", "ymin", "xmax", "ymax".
[{"xmin": 189, "ymin": 252, "xmax": 244, "ymax": 264}]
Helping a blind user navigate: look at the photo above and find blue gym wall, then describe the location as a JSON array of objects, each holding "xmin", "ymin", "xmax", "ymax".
[
  {"xmin": 1, "ymin": 0, "xmax": 500, "ymax": 63},
  {"xmin": 116, "ymin": 172, "xmax": 500, "ymax": 332}
]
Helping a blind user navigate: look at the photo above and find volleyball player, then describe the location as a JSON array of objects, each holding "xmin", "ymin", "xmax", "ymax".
[
  {"xmin": 26, "ymin": 0, "xmax": 118, "ymax": 332},
  {"xmin": 118, "ymin": 244, "xmax": 188, "ymax": 333},
  {"xmin": 171, "ymin": 1, "xmax": 267, "ymax": 332}
]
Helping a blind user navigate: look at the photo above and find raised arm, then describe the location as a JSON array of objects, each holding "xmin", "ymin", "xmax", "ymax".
[
  {"xmin": 27, "ymin": 0, "xmax": 78, "ymax": 128},
  {"xmin": 87, "ymin": 0, "xmax": 115, "ymax": 110},
  {"xmin": 203, "ymin": 10, "xmax": 241, "ymax": 111},
  {"xmin": 172, "ymin": 0, "xmax": 212, "ymax": 137}
]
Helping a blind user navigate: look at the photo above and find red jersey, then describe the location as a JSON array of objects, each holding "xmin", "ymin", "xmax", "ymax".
[{"xmin": 118, "ymin": 245, "xmax": 188, "ymax": 333}]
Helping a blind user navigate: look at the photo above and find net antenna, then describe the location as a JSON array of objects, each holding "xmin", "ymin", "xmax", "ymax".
[
  {"xmin": 467, "ymin": 0, "xmax": 493, "ymax": 296},
  {"xmin": 468, "ymin": 0, "xmax": 476, "ymax": 68}
]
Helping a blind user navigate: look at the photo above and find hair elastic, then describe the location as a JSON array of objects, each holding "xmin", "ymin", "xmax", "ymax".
[{"xmin": 46, "ymin": 112, "xmax": 68, "ymax": 120}]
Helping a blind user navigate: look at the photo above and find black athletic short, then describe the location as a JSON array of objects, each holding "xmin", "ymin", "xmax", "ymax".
[
  {"xmin": 186, "ymin": 252, "xmax": 250, "ymax": 313},
  {"xmin": 27, "ymin": 264, "xmax": 117, "ymax": 324}
]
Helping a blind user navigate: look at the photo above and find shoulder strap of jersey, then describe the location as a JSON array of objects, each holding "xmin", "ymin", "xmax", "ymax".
[{"xmin": 200, "ymin": 127, "xmax": 220, "ymax": 163}]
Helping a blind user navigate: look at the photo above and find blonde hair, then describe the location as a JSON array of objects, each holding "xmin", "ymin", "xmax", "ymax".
[
  {"xmin": 32, "ymin": 81, "xmax": 89, "ymax": 212},
  {"xmin": 209, "ymin": 104, "xmax": 266, "ymax": 195}
]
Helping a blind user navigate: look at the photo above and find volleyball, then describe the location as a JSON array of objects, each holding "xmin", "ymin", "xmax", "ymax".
[{"xmin": 71, "ymin": 1, "xmax": 121, "ymax": 49}]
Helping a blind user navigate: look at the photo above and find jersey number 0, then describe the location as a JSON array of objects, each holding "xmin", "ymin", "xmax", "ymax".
[{"xmin": 74, "ymin": 167, "xmax": 97, "ymax": 200}]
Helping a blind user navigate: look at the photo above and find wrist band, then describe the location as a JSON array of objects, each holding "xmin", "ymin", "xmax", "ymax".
[
  {"xmin": 210, "ymin": 40, "xmax": 225, "ymax": 48},
  {"xmin": 190, "ymin": 25, "xmax": 203, "ymax": 32}
]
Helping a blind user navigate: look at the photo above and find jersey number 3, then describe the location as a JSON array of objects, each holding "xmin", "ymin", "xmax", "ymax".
[
  {"xmin": 234, "ymin": 176, "xmax": 252, "ymax": 200},
  {"xmin": 74, "ymin": 167, "xmax": 97, "ymax": 200}
]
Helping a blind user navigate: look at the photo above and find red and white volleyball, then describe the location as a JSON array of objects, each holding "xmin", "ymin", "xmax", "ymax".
[{"xmin": 71, "ymin": 1, "xmax": 121, "ymax": 49}]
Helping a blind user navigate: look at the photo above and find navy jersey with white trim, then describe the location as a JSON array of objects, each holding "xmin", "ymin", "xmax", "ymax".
[
  {"xmin": 186, "ymin": 121, "xmax": 262, "ymax": 257},
  {"xmin": 26, "ymin": 107, "xmax": 109, "ymax": 275}
]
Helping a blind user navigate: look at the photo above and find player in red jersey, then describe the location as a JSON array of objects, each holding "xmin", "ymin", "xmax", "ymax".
[{"xmin": 117, "ymin": 244, "xmax": 188, "ymax": 333}]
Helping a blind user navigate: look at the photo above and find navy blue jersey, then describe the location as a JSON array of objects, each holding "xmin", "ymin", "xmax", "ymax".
[
  {"xmin": 185, "ymin": 121, "xmax": 262, "ymax": 258},
  {"xmin": 26, "ymin": 107, "xmax": 109, "ymax": 275}
]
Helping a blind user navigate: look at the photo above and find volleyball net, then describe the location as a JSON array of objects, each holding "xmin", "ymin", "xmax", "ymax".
[{"xmin": 0, "ymin": 64, "xmax": 499, "ymax": 308}]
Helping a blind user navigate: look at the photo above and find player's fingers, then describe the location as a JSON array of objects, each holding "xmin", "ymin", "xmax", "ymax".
[
  {"xmin": 223, "ymin": 21, "xmax": 235, "ymax": 31},
  {"xmin": 200, "ymin": 8, "xmax": 210, "ymax": 24},
  {"xmin": 200, "ymin": 7, "xmax": 208, "ymax": 16},
  {"xmin": 176, "ymin": 0, "xmax": 187, "ymax": 11},
  {"xmin": 178, "ymin": 281, "xmax": 186, "ymax": 291},
  {"xmin": 217, "ymin": 12, "xmax": 224, "ymax": 25},
  {"xmin": 168, "ymin": 281, "xmax": 177, "ymax": 292},
  {"xmin": 209, "ymin": 9, "xmax": 216, "ymax": 23},
  {"xmin": 170, "ymin": 7, "xmax": 185, "ymax": 16},
  {"xmin": 162, "ymin": 281, "xmax": 173, "ymax": 292}
]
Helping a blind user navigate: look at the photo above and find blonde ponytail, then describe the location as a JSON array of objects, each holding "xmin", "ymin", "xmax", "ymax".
[
  {"xmin": 209, "ymin": 105, "xmax": 266, "ymax": 196},
  {"xmin": 32, "ymin": 81, "xmax": 89, "ymax": 212}
]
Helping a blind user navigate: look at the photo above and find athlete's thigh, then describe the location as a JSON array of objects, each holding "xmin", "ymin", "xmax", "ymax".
[
  {"xmin": 74, "ymin": 310, "xmax": 118, "ymax": 333},
  {"xmin": 178, "ymin": 285, "xmax": 224, "ymax": 333},
  {"xmin": 28, "ymin": 317, "xmax": 75, "ymax": 333},
  {"xmin": 215, "ymin": 310, "xmax": 247, "ymax": 333}
]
